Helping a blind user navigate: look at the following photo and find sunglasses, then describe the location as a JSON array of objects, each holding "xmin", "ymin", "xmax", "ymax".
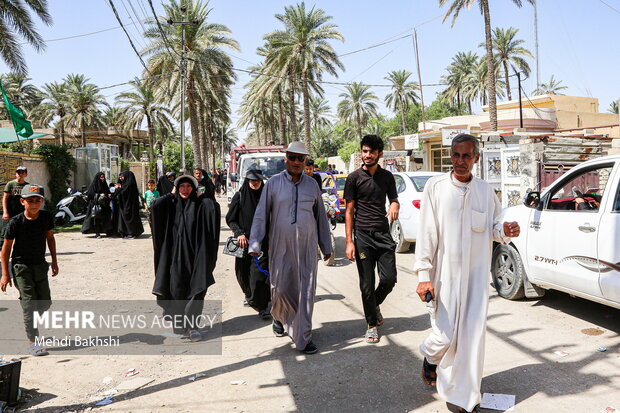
[{"xmin": 287, "ymin": 154, "xmax": 306, "ymax": 162}]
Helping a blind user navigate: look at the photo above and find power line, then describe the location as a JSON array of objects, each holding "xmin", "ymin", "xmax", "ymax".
[
  {"xmin": 146, "ymin": 0, "xmax": 181, "ymax": 59},
  {"xmin": 599, "ymin": 0, "xmax": 620, "ymax": 14},
  {"xmin": 107, "ymin": 0, "xmax": 151, "ymax": 74}
]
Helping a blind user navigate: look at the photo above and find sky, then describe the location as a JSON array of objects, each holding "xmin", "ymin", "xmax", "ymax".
[{"xmin": 2, "ymin": 0, "xmax": 619, "ymax": 143}]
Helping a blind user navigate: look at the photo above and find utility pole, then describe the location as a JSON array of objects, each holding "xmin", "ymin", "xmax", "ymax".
[
  {"xmin": 516, "ymin": 71, "xmax": 523, "ymax": 129},
  {"xmin": 533, "ymin": 0, "xmax": 540, "ymax": 89},
  {"xmin": 168, "ymin": 6, "xmax": 195, "ymax": 173},
  {"xmin": 412, "ymin": 30, "xmax": 426, "ymax": 132}
]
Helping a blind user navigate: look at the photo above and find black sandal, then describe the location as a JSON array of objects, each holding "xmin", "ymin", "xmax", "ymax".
[{"xmin": 421, "ymin": 357, "xmax": 437, "ymax": 386}]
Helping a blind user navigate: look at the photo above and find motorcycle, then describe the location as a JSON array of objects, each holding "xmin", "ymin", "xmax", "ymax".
[{"xmin": 54, "ymin": 187, "xmax": 88, "ymax": 227}]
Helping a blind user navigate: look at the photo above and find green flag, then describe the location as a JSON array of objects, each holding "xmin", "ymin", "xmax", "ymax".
[{"xmin": 0, "ymin": 80, "xmax": 33, "ymax": 138}]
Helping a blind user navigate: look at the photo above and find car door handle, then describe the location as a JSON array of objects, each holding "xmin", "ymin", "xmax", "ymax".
[{"xmin": 578, "ymin": 224, "xmax": 596, "ymax": 233}]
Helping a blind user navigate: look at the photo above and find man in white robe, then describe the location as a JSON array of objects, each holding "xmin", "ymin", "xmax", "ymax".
[
  {"xmin": 249, "ymin": 141, "xmax": 332, "ymax": 355},
  {"xmin": 414, "ymin": 134, "xmax": 520, "ymax": 413}
]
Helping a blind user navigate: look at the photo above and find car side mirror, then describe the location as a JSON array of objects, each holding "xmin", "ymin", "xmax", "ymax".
[{"xmin": 524, "ymin": 191, "xmax": 541, "ymax": 209}]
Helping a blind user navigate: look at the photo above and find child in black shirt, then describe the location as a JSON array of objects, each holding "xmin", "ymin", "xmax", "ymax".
[{"xmin": 0, "ymin": 184, "xmax": 58, "ymax": 356}]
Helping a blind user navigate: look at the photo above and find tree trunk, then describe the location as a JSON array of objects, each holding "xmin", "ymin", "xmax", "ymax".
[
  {"xmin": 457, "ymin": 90, "xmax": 462, "ymax": 116},
  {"xmin": 301, "ymin": 75, "xmax": 312, "ymax": 151},
  {"xmin": 58, "ymin": 112, "xmax": 65, "ymax": 145},
  {"xmin": 197, "ymin": 103, "xmax": 208, "ymax": 169},
  {"xmin": 81, "ymin": 125, "xmax": 86, "ymax": 147},
  {"xmin": 277, "ymin": 88, "xmax": 286, "ymax": 145},
  {"xmin": 355, "ymin": 107, "xmax": 362, "ymax": 139},
  {"xmin": 254, "ymin": 119, "xmax": 261, "ymax": 146},
  {"xmin": 186, "ymin": 76, "xmax": 201, "ymax": 172},
  {"xmin": 482, "ymin": 0, "xmax": 498, "ymax": 131},
  {"xmin": 269, "ymin": 101, "xmax": 276, "ymax": 143},
  {"xmin": 146, "ymin": 112, "xmax": 154, "ymax": 164},
  {"xmin": 399, "ymin": 95, "xmax": 406, "ymax": 135},
  {"xmin": 261, "ymin": 108, "xmax": 269, "ymax": 147},
  {"xmin": 288, "ymin": 78, "xmax": 297, "ymax": 143},
  {"xmin": 503, "ymin": 60, "xmax": 511, "ymax": 101}
]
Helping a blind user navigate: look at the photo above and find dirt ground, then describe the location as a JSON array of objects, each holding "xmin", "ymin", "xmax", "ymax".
[{"xmin": 1, "ymin": 196, "xmax": 619, "ymax": 413}]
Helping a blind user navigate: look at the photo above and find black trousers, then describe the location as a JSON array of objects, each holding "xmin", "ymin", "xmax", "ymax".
[
  {"xmin": 354, "ymin": 229, "xmax": 397, "ymax": 327},
  {"xmin": 234, "ymin": 253, "xmax": 271, "ymax": 312}
]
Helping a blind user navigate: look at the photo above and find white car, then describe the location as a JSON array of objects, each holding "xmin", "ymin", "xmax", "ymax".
[
  {"xmin": 492, "ymin": 155, "xmax": 620, "ymax": 309},
  {"xmin": 389, "ymin": 171, "xmax": 443, "ymax": 252}
]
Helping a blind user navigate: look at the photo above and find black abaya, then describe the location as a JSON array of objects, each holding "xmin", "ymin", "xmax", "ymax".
[
  {"xmin": 81, "ymin": 172, "xmax": 113, "ymax": 235},
  {"xmin": 156, "ymin": 175, "xmax": 174, "ymax": 196},
  {"xmin": 151, "ymin": 182, "xmax": 221, "ymax": 332},
  {"xmin": 114, "ymin": 171, "xmax": 144, "ymax": 237},
  {"xmin": 225, "ymin": 178, "xmax": 270, "ymax": 312}
]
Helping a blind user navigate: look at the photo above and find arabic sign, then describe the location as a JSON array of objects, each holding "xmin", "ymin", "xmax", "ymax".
[
  {"xmin": 404, "ymin": 133, "xmax": 419, "ymax": 150},
  {"xmin": 441, "ymin": 128, "xmax": 470, "ymax": 146}
]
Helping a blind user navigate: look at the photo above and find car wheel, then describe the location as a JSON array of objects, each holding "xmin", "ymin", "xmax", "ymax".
[
  {"xmin": 390, "ymin": 219, "xmax": 410, "ymax": 253},
  {"xmin": 491, "ymin": 244, "xmax": 526, "ymax": 300}
]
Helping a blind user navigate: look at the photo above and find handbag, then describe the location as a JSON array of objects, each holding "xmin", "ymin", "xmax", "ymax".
[
  {"xmin": 223, "ymin": 236, "xmax": 245, "ymax": 258},
  {"xmin": 90, "ymin": 203, "xmax": 102, "ymax": 219}
]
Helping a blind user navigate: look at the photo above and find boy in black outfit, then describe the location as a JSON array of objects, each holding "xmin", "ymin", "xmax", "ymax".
[
  {"xmin": 344, "ymin": 135, "xmax": 399, "ymax": 343},
  {"xmin": 0, "ymin": 184, "xmax": 58, "ymax": 356}
]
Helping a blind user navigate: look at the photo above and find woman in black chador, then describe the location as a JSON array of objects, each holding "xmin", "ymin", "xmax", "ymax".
[
  {"xmin": 81, "ymin": 172, "xmax": 112, "ymax": 238},
  {"xmin": 114, "ymin": 170, "xmax": 144, "ymax": 239},
  {"xmin": 151, "ymin": 175, "xmax": 221, "ymax": 340},
  {"xmin": 225, "ymin": 169, "xmax": 271, "ymax": 319}
]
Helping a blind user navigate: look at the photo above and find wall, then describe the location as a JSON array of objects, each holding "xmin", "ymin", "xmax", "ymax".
[
  {"xmin": 129, "ymin": 161, "xmax": 150, "ymax": 195},
  {"xmin": 327, "ymin": 156, "xmax": 347, "ymax": 174},
  {"xmin": 0, "ymin": 151, "xmax": 50, "ymax": 211}
]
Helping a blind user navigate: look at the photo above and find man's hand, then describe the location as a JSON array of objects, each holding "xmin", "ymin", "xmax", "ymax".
[
  {"xmin": 416, "ymin": 281, "xmax": 435, "ymax": 302},
  {"xmin": 0, "ymin": 274, "xmax": 12, "ymax": 292},
  {"xmin": 503, "ymin": 221, "xmax": 520, "ymax": 238},
  {"xmin": 237, "ymin": 234, "xmax": 248, "ymax": 249},
  {"xmin": 323, "ymin": 253, "xmax": 331, "ymax": 261},
  {"xmin": 386, "ymin": 201, "xmax": 399, "ymax": 223},
  {"xmin": 2, "ymin": 213, "xmax": 9, "ymax": 222},
  {"xmin": 51, "ymin": 262, "xmax": 59, "ymax": 277},
  {"xmin": 345, "ymin": 241, "xmax": 355, "ymax": 262}
]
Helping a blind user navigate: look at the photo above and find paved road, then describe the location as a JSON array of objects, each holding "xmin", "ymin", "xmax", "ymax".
[{"xmin": 11, "ymin": 198, "xmax": 620, "ymax": 412}]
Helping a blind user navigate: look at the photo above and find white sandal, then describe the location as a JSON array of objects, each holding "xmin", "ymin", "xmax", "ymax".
[{"xmin": 29, "ymin": 344, "xmax": 48, "ymax": 356}]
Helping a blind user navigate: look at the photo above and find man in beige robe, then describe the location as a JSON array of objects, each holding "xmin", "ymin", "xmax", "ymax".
[{"xmin": 414, "ymin": 134, "xmax": 520, "ymax": 413}]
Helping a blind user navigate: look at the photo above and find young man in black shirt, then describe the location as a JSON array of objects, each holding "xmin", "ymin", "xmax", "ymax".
[
  {"xmin": 344, "ymin": 135, "xmax": 399, "ymax": 343},
  {"xmin": 0, "ymin": 184, "xmax": 58, "ymax": 356}
]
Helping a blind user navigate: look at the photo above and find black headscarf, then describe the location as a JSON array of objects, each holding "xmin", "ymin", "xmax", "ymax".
[
  {"xmin": 86, "ymin": 172, "xmax": 110, "ymax": 200},
  {"xmin": 225, "ymin": 177, "xmax": 264, "ymax": 238},
  {"xmin": 115, "ymin": 170, "xmax": 144, "ymax": 237},
  {"xmin": 151, "ymin": 176, "xmax": 221, "ymax": 301},
  {"xmin": 156, "ymin": 174, "xmax": 174, "ymax": 196},
  {"xmin": 196, "ymin": 169, "xmax": 216, "ymax": 200},
  {"xmin": 81, "ymin": 172, "xmax": 113, "ymax": 235}
]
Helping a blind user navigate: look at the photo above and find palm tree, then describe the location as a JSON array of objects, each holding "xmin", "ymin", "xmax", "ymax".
[
  {"xmin": 439, "ymin": 0, "xmax": 533, "ymax": 131},
  {"xmin": 464, "ymin": 58, "xmax": 506, "ymax": 106},
  {"xmin": 31, "ymin": 81, "xmax": 69, "ymax": 144},
  {"xmin": 608, "ymin": 100, "xmax": 619, "ymax": 114},
  {"xmin": 309, "ymin": 96, "xmax": 332, "ymax": 130},
  {"xmin": 64, "ymin": 74, "xmax": 106, "ymax": 147},
  {"xmin": 441, "ymin": 51, "xmax": 478, "ymax": 115},
  {"xmin": 117, "ymin": 77, "xmax": 173, "ymax": 163},
  {"xmin": 143, "ymin": 0, "xmax": 239, "ymax": 170},
  {"xmin": 0, "ymin": 72, "xmax": 41, "ymax": 118},
  {"xmin": 264, "ymin": 2, "xmax": 344, "ymax": 150},
  {"xmin": 0, "ymin": 0, "xmax": 52, "ymax": 74},
  {"xmin": 483, "ymin": 27, "xmax": 532, "ymax": 100},
  {"xmin": 337, "ymin": 82, "xmax": 379, "ymax": 138},
  {"xmin": 384, "ymin": 70, "xmax": 419, "ymax": 134},
  {"xmin": 532, "ymin": 75, "xmax": 568, "ymax": 95}
]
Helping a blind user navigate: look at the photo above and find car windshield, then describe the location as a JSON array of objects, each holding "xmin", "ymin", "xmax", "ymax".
[
  {"xmin": 240, "ymin": 156, "xmax": 285, "ymax": 179},
  {"xmin": 336, "ymin": 177, "xmax": 346, "ymax": 190},
  {"xmin": 408, "ymin": 175, "xmax": 433, "ymax": 192},
  {"xmin": 318, "ymin": 172, "xmax": 335, "ymax": 189}
]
